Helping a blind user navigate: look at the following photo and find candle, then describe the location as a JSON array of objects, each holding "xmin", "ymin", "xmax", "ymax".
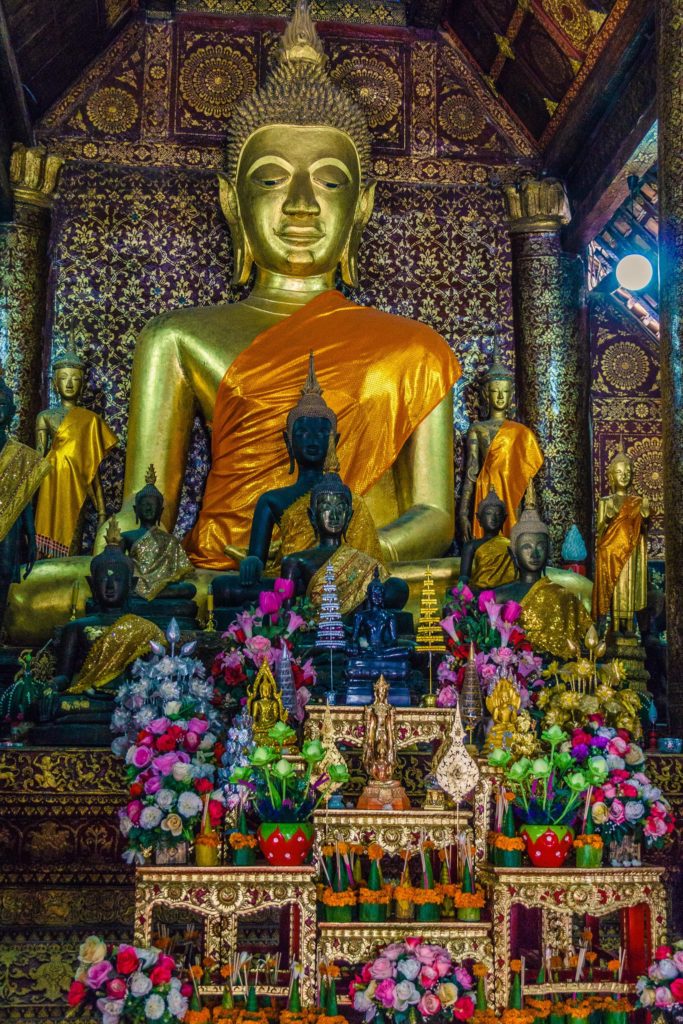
[
  {"xmin": 70, "ymin": 579, "xmax": 80, "ymax": 619},
  {"xmin": 207, "ymin": 583, "xmax": 214, "ymax": 613}
]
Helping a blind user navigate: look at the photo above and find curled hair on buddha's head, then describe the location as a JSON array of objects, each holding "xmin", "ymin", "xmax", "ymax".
[{"xmin": 225, "ymin": 1, "xmax": 372, "ymax": 183}]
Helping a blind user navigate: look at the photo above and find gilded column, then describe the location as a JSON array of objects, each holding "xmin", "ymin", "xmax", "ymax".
[
  {"xmin": 0, "ymin": 144, "xmax": 63, "ymax": 443},
  {"xmin": 657, "ymin": 0, "xmax": 683, "ymax": 732},
  {"xmin": 503, "ymin": 177, "xmax": 592, "ymax": 563}
]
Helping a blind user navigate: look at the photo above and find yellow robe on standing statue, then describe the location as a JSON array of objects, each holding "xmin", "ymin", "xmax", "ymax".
[
  {"xmin": 183, "ymin": 290, "xmax": 461, "ymax": 570},
  {"xmin": 520, "ymin": 576, "xmax": 592, "ymax": 660},
  {"xmin": 470, "ymin": 535, "xmax": 516, "ymax": 590},
  {"xmin": 35, "ymin": 406, "xmax": 117, "ymax": 557},
  {"xmin": 592, "ymin": 495, "xmax": 647, "ymax": 622},
  {"xmin": 473, "ymin": 421, "xmax": 543, "ymax": 539}
]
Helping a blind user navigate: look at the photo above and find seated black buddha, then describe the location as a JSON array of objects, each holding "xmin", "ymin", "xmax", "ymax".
[
  {"xmin": 344, "ymin": 568, "xmax": 413, "ymax": 706},
  {"xmin": 32, "ymin": 521, "xmax": 164, "ymax": 746},
  {"xmin": 116, "ymin": 464, "xmax": 197, "ymax": 630}
]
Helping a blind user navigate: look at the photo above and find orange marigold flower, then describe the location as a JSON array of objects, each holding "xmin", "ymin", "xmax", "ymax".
[
  {"xmin": 320, "ymin": 887, "xmax": 356, "ymax": 907},
  {"xmin": 229, "ymin": 832, "xmax": 257, "ymax": 850},
  {"xmin": 473, "ymin": 963, "xmax": 488, "ymax": 978},
  {"xmin": 336, "ymin": 842, "xmax": 349, "ymax": 855},
  {"xmin": 607, "ymin": 960, "xmax": 621, "ymax": 972},
  {"xmin": 321, "ymin": 845, "xmax": 335, "ymax": 857},
  {"xmin": 510, "ymin": 959, "xmax": 523, "ymax": 973},
  {"xmin": 190, "ymin": 965, "xmax": 204, "ymax": 980},
  {"xmin": 585, "ymin": 952, "xmax": 597, "ymax": 964},
  {"xmin": 367, "ymin": 843, "xmax": 384, "ymax": 861}
]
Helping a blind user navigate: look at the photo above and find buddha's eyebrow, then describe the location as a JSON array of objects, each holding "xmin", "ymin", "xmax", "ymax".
[{"xmin": 247, "ymin": 155, "xmax": 293, "ymax": 174}]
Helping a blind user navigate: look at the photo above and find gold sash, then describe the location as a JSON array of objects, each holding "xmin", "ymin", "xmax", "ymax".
[
  {"xmin": 130, "ymin": 526, "xmax": 194, "ymax": 601},
  {"xmin": 183, "ymin": 290, "xmax": 461, "ymax": 569},
  {"xmin": 0, "ymin": 439, "xmax": 51, "ymax": 543},
  {"xmin": 520, "ymin": 576, "xmax": 593, "ymax": 660},
  {"xmin": 307, "ymin": 544, "xmax": 389, "ymax": 616},
  {"xmin": 470, "ymin": 535, "xmax": 516, "ymax": 590},
  {"xmin": 592, "ymin": 495, "xmax": 646, "ymax": 620},
  {"xmin": 35, "ymin": 407, "xmax": 117, "ymax": 556},
  {"xmin": 473, "ymin": 420, "xmax": 543, "ymax": 539},
  {"xmin": 67, "ymin": 614, "xmax": 165, "ymax": 694}
]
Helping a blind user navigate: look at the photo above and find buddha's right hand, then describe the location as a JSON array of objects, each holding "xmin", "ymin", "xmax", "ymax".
[
  {"xmin": 459, "ymin": 517, "xmax": 473, "ymax": 543},
  {"xmin": 240, "ymin": 556, "xmax": 264, "ymax": 585}
]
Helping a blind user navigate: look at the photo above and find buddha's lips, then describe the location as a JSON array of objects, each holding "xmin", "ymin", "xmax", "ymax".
[{"xmin": 277, "ymin": 227, "xmax": 325, "ymax": 244}]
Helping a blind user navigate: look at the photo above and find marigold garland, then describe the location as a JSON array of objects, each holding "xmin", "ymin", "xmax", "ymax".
[
  {"xmin": 510, "ymin": 959, "xmax": 523, "ymax": 973},
  {"xmin": 500, "ymin": 1008, "xmax": 534, "ymax": 1024},
  {"xmin": 320, "ymin": 845, "xmax": 335, "ymax": 857},
  {"xmin": 488, "ymin": 831, "xmax": 525, "ymax": 851},
  {"xmin": 319, "ymin": 963, "xmax": 341, "ymax": 979},
  {"xmin": 320, "ymin": 887, "xmax": 356, "ymax": 907},
  {"xmin": 525, "ymin": 998, "xmax": 552, "ymax": 1017},
  {"xmin": 440, "ymin": 883, "xmax": 460, "ymax": 898},
  {"xmin": 229, "ymin": 832, "xmax": 257, "ymax": 850},
  {"xmin": 196, "ymin": 832, "xmax": 219, "ymax": 849},
  {"xmin": 185, "ymin": 1009, "xmax": 211, "ymax": 1024},
  {"xmin": 473, "ymin": 963, "xmax": 488, "ymax": 979},
  {"xmin": 411, "ymin": 886, "xmax": 444, "ymax": 905},
  {"xmin": 393, "ymin": 884, "xmax": 414, "ymax": 903},
  {"xmin": 367, "ymin": 843, "xmax": 384, "ymax": 861},
  {"xmin": 454, "ymin": 886, "xmax": 485, "ymax": 908},
  {"xmin": 358, "ymin": 887, "xmax": 391, "ymax": 904},
  {"xmin": 573, "ymin": 834, "xmax": 603, "ymax": 849}
]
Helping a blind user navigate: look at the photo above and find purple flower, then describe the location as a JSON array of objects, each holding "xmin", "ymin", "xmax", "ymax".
[
  {"xmin": 153, "ymin": 752, "xmax": 181, "ymax": 776},
  {"xmin": 86, "ymin": 960, "xmax": 113, "ymax": 990},
  {"xmin": 591, "ymin": 735, "xmax": 609, "ymax": 749},
  {"xmin": 148, "ymin": 717, "xmax": 171, "ymax": 735},
  {"xmin": 572, "ymin": 744, "xmax": 589, "ymax": 762},
  {"xmin": 501, "ymin": 600, "xmax": 522, "ymax": 623},
  {"xmin": 187, "ymin": 717, "xmax": 208, "ymax": 735},
  {"xmin": 477, "ymin": 589, "xmax": 496, "ymax": 613},
  {"xmin": 132, "ymin": 746, "xmax": 152, "ymax": 769},
  {"xmin": 437, "ymin": 685, "xmax": 458, "ymax": 708},
  {"xmin": 144, "ymin": 775, "xmax": 162, "ymax": 795}
]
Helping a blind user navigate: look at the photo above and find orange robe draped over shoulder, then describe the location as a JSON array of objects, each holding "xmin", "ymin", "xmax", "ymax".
[
  {"xmin": 184, "ymin": 291, "xmax": 461, "ymax": 570},
  {"xmin": 473, "ymin": 420, "xmax": 543, "ymax": 539},
  {"xmin": 592, "ymin": 495, "xmax": 646, "ymax": 621}
]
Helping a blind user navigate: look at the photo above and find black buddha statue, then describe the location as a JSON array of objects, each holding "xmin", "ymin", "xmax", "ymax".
[
  {"xmin": 118, "ymin": 464, "xmax": 197, "ymax": 629},
  {"xmin": 0, "ymin": 366, "xmax": 49, "ymax": 631},
  {"xmin": 459, "ymin": 487, "xmax": 516, "ymax": 593},
  {"xmin": 344, "ymin": 568, "xmax": 413, "ymax": 706},
  {"xmin": 33, "ymin": 520, "xmax": 164, "ymax": 746}
]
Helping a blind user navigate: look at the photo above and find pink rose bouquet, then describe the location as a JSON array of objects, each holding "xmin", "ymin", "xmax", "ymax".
[
  {"xmin": 351, "ymin": 938, "xmax": 476, "ymax": 1022},
  {"xmin": 637, "ymin": 940, "xmax": 683, "ymax": 1016},
  {"xmin": 67, "ymin": 937, "xmax": 189, "ymax": 1023},
  {"xmin": 436, "ymin": 584, "xmax": 541, "ymax": 709}
]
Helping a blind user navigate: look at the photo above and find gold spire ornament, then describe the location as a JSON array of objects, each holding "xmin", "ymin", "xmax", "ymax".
[
  {"xmin": 323, "ymin": 433, "xmax": 340, "ymax": 474},
  {"xmin": 415, "ymin": 565, "xmax": 446, "ymax": 706},
  {"xmin": 285, "ymin": 352, "xmax": 338, "ymax": 442},
  {"xmin": 104, "ymin": 517, "xmax": 123, "ymax": 547},
  {"xmin": 459, "ymin": 642, "xmax": 483, "ymax": 752}
]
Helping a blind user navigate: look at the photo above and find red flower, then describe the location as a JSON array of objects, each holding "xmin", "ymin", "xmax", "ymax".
[
  {"xmin": 233, "ymin": 628, "xmax": 246, "ymax": 644},
  {"xmin": 621, "ymin": 783, "xmax": 638, "ymax": 798},
  {"xmin": 181, "ymin": 983, "xmax": 193, "ymax": 997},
  {"xmin": 592, "ymin": 788, "xmax": 605, "ymax": 803},
  {"xmin": 194, "ymin": 778, "xmax": 213, "ymax": 795},
  {"xmin": 116, "ymin": 948, "xmax": 139, "ymax": 975},
  {"xmin": 610, "ymin": 769, "xmax": 630, "ymax": 782},
  {"xmin": 671, "ymin": 979, "xmax": 683, "ymax": 1002},
  {"xmin": 155, "ymin": 732, "xmax": 176, "ymax": 753},
  {"xmin": 655, "ymin": 946, "xmax": 673, "ymax": 959},
  {"xmin": 208, "ymin": 799, "xmax": 225, "ymax": 827},
  {"xmin": 129, "ymin": 782, "xmax": 143, "ymax": 798},
  {"xmin": 168, "ymin": 724, "xmax": 184, "ymax": 741},
  {"xmin": 150, "ymin": 963, "xmax": 173, "ymax": 986},
  {"xmin": 617, "ymin": 729, "xmax": 631, "ymax": 741},
  {"xmin": 106, "ymin": 978, "xmax": 127, "ymax": 1000},
  {"xmin": 213, "ymin": 741, "xmax": 225, "ymax": 763},
  {"xmin": 453, "ymin": 996, "xmax": 475, "ymax": 1020},
  {"xmin": 67, "ymin": 981, "xmax": 87, "ymax": 1007}
]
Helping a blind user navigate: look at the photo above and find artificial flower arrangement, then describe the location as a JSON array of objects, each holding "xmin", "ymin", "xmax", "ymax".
[
  {"xmin": 117, "ymin": 709, "xmax": 226, "ymax": 865},
  {"xmin": 66, "ymin": 935, "xmax": 190, "ymax": 1023},
  {"xmin": 209, "ymin": 594, "xmax": 317, "ymax": 717},
  {"xmin": 636, "ymin": 941, "xmax": 683, "ymax": 1016},
  {"xmin": 111, "ymin": 621, "xmax": 219, "ymax": 756},
  {"xmin": 351, "ymin": 939, "xmax": 476, "ymax": 1023},
  {"xmin": 230, "ymin": 729, "xmax": 349, "ymax": 865},
  {"xmin": 437, "ymin": 585, "xmax": 541, "ymax": 709},
  {"xmin": 566, "ymin": 717, "xmax": 674, "ymax": 851},
  {"xmin": 488, "ymin": 725, "xmax": 608, "ymax": 867}
]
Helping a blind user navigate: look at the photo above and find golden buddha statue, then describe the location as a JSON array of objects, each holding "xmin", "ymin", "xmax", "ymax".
[
  {"xmin": 482, "ymin": 677, "xmax": 521, "ymax": 755},
  {"xmin": 592, "ymin": 451, "xmax": 648, "ymax": 634},
  {"xmin": 458, "ymin": 343, "xmax": 543, "ymax": 542},
  {"xmin": 6, "ymin": 0, "xmax": 460, "ymax": 644},
  {"xmin": 357, "ymin": 674, "xmax": 410, "ymax": 810},
  {"xmin": 34, "ymin": 344, "xmax": 117, "ymax": 558},
  {"xmin": 246, "ymin": 659, "xmax": 288, "ymax": 747}
]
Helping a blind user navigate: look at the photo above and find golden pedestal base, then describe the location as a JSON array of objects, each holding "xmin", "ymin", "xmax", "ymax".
[{"xmin": 357, "ymin": 779, "xmax": 411, "ymax": 810}]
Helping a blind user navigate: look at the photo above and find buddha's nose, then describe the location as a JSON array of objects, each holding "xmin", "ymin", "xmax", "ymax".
[{"xmin": 283, "ymin": 173, "xmax": 321, "ymax": 217}]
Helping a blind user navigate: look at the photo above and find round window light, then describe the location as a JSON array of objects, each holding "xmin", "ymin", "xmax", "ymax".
[{"xmin": 615, "ymin": 253, "xmax": 653, "ymax": 291}]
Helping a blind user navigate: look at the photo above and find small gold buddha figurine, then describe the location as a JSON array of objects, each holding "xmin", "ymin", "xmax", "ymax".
[
  {"xmin": 357, "ymin": 675, "xmax": 410, "ymax": 811},
  {"xmin": 314, "ymin": 703, "xmax": 347, "ymax": 799},
  {"xmin": 34, "ymin": 343, "xmax": 117, "ymax": 558},
  {"xmin": 458, "ymin": 342, "xmax": 543, "ymax": 542},
  {"xmin": 482, "ymin": 676, "xmax": 522, "ymax": 755},
  {"xmin": 247, "ymin": 659, "xmax": 288, "ymax": 747},
  {"xmin": 592, "ymin": 450, "xmax": 649, "ymax": 634}
]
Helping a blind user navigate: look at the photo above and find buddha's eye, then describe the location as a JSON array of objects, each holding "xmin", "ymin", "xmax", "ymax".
[{"xmin": 313, "ymin": 166, "xmax": 350, "ymax": 191}]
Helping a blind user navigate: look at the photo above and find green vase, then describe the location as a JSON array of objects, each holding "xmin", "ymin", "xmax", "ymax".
[
  {"xmin": 325, "ymin": 903, "xmax": 354, "ymax": 922},
  {"xmin": 549, "ymin": 1013, "xmax": 566, "ymax": 1024},
  {"xmin": 604, "ymin": 1012, "xmax": 627, "ymax": 1024},
  {"xmin": 495, "ymin": 845, "xmax": 523, "ymax": 867},
  {"xmin": 233, "ymin": 845, "xmax": 256, "ymax": 866},
  {"xmin": 457, "ymin": 905, "xmax": 481, "ymax": 921},
  {"xmin": 359, "ymin": 902, "xmax": 387, "ymax": 922},
  {"xmin": 575, "ymin": 843, "xmax": 603, "ymax": 868},
  {"xmin": 416, "ymin": 901, "xmax": 441, "ymax": 921}
]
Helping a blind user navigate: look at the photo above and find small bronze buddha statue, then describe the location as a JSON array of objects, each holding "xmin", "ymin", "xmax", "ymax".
[
  {"xmin": 0, "ymin": 366, "xmax": 49, "ymax": 629},
  {"xmin": 459, "ymin": 487, "xmax": 516, "ymax": 592},
  {"xmin": 34, "ymin": 343, "xmax": 116, "ymax": 558},
  {"xmin": 281, "ymin": 471, "xmax": 408, "ymax": 615},
  {"xmin": 357, "ymin": 674, "xmax": 410, "ymax": 810},
  {"xmin": 458, "ymin": 343, "xmax": 542, "ymax": 542},
  {"xmin": 33, "ymin": 520, "xmax": 164, "ymax": 746},
  {"xmin": 119, "ymin": 464, "xmax": 197, "ymax": 628},
  {"xmin": 344, "ymin": 568, "xmax": 412, "ymax": 705},
  {"xmin": 592, "ymin": 450, "xmax": 649, "ymax": 635},
  {"xmin": 495, "ymin": 487, "xmax": 592, "ymax": 660}
]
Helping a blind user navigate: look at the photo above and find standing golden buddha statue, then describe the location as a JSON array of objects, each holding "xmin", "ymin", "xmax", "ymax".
[
  {"xmin": 592, "ymin": 451, "xmax": 649, "ymax": 634},
  {"xmin": 34, "ymin": 345, "xmax": 117, "ymax": 558},
  {"xmin": 458, "ymin": 344, "xmax": 543, "ymax": 542},
  {"xmin": 357, "ymin": 675, "xmax": 410, "ymax": 811}
]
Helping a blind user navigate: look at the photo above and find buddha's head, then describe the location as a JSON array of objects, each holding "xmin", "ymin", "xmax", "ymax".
[
  {"xmin": 0, "ymin": 364, "xmax": 16, "ymax": 429},
  {"xmin": 509, "ymin": 493, "xmax": 549, "ymax": 579},
  {"xmin": 134, "ymin": 464, "xmax": 164, "ymax": 529},
  {"xmin": 284, "ymin": 352, "xmax": 338, "ymax": 473},
  {"xmin": 52, "ymin": 345, "xmax": 84, "ymax": 403},
  {"xmin": 221, "ymin": 1, "xmax": 374, "ymax": 288},
  {"xmin": 477, "ymin": 487, "xmax": 506, "ymax": 536},
  {"xmin": 309, "ymin": 472, "xmax": 353, "ymax": 540},
  {"xmin": 373, "ymin": 673, "xmax": 389, "ymax": 704},
  {"xmin": 87, "ymin": 519, "xmax": 136, "ymax": 611},
  {"xmin": 608, "ymin": 451, "xmax": 633, "ymax": 493},
  {"xmin": 366, "ymin": 566, "xmax": 386, "ymax": 609},
  {"xmin": 483, "ymin": 339, "xmax": 514, "ymax": 417}
]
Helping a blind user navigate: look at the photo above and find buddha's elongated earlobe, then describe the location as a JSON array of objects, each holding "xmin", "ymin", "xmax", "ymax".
[
  {"xmin": 340, "ymin": 180, "xmax": 376, "ymax": 288},
  {"xmin": 218, "ymin": 173, "xmax": 254, "ymax": 286}
]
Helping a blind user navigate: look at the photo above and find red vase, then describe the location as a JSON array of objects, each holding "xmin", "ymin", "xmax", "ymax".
[
  {"xmin": 256, "ymin": 822, "xmax": 314, "ymax": 866},
  {"xmin": 520, "ymin": 825, "xmax": 574, "ymax": 867}
]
